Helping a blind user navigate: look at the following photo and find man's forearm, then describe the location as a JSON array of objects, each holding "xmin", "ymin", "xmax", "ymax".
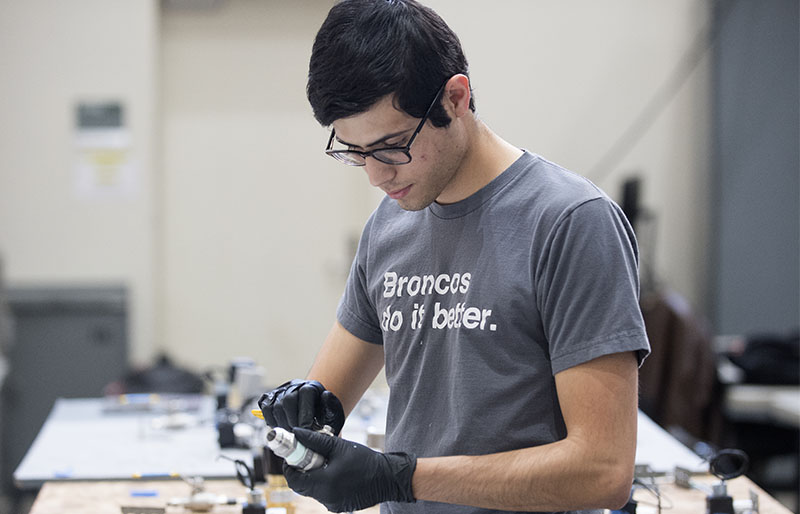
[
  {"xmin": 306, "ymin": 321, "xmax": 385, "ymax": 417},
  {"xmin": 413, "ymin": 353, "xmax": 640, "ymax": 512},
  {"xmin": 412, "ymin": 436, "xmax": 633, "ymax": 512}
]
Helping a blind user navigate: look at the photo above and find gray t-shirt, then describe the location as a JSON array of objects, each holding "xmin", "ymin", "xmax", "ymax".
[{"xmin": 337, "ymin": 151, "xmax": 650, "ymax": 514}]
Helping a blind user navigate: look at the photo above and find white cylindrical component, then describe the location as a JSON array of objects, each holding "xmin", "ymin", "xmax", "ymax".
[{"xmin": 266, "ymin": 427, "xmax": 325, "ymax": 471}]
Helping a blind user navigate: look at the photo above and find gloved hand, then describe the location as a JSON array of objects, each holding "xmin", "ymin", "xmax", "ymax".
[
  {"xmin": 283, "ymin": 427, "xmax": 416, "ymax": 513},
  {"xmin": 258, "ymin": 379, "xmax": 345, "ymax": 435}
]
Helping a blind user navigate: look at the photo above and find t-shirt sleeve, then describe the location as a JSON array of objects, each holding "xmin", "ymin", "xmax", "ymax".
[
  {"xmin": 537, "ymin": 197, "xmax": 650, "ymax": 374},
  {"xmin": 336, "ymin": 217, "xmax": 384, "ymax": 345}
]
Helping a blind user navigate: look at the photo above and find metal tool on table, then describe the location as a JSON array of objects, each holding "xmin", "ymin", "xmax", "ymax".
[{"xmin": 166, "ymin": 475, "xmax": 237, "ymax": 512}]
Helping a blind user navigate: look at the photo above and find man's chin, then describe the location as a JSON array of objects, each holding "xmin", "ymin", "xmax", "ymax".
[{"xmin": 395, "ymin": 198, "xmax": 430, "ymax": 212}]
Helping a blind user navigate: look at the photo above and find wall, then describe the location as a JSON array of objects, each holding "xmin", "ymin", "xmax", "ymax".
[
  {"xmin": 430, "ymin": 0, "xmax": 713, "ymax": 311},
  {"xmin": 160, "ymin": 0, "xmax": 366, "ymax": 383},
  {"xmin": 1, "ymin": 0, "xmax": 714, "ymax": 382},
  {"xmin": 0, "ymin": 0, "xmax": 159, "ymax": 365}
]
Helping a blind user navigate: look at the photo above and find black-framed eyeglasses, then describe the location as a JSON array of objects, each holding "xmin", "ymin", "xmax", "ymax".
[{"xmin": 325, "ymin": 81, "xmax": 447, "ymax": 166}]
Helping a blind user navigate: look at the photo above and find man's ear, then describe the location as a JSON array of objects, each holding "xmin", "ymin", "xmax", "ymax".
[{"xmin": 443, "ymin": 74, "xmax": 471, "ymax": 118}]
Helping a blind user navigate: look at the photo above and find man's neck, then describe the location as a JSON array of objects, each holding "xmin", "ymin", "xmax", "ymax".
[
  {"xmin": 473, "ymin": 121, "xmax": 524, "ymax": 179},
  {"xmin": 437, "ymin": 120, "xmax": 522, "ymax": 205}
]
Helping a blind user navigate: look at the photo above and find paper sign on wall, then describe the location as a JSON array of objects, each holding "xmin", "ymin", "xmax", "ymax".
[{"xmin": 74, "ymin": 101, "xmax": 137, "ymax": 198}]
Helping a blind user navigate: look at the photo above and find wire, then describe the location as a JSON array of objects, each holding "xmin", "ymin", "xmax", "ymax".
[
  {"xmin": 217, "ymin": 454, "xmax": 256, "ymax": 490},
  {"xmin": 587, "ymin": 0, "xmax": 736, "ymax": 184},
  {"xmin": 634, "ymin": 476, "xmax": 674, "ymax": 513}
]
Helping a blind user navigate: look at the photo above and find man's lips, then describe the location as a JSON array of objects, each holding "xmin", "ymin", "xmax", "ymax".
[{"xmin": 387, "ymin": 185, "xmax": 412, "ymax": 200}]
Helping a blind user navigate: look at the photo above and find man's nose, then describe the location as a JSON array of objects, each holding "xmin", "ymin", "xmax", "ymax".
[{"xmin": 363, "ymin": 158, "xmax": 396, "ymax": 188}]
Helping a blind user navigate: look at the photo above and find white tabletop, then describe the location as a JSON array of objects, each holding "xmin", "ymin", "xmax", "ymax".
[
  {"xmin": 14, "ymin": 396, "xmax": 252, "ymax": 489},
  {"xmin": 15, "ymin": 395, "xmax": 707, "ymax": 491}
]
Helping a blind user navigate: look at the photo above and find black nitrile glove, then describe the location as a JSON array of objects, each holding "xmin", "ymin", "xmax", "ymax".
[
  {"xmin": 258, "ymin": 379, "xmax": 345, "ymax": 435},
  {"xmin": 283, "ymin": 427, "xmax": 416, "ymax": 513}
]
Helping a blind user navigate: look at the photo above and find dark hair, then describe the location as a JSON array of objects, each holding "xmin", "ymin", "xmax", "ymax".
[{"xmin": 307, "ymin": 0, "xmax": 475, "ymax": 128}]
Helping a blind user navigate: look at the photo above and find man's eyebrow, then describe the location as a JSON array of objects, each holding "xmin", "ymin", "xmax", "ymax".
[{"xmin": 336, "ymin": 129, "xmax": 412, "ymax": 149}]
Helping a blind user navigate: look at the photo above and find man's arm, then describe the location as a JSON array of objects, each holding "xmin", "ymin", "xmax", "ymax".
[
  {"xmin": 411, "ymin": 351, "xmax": 639, "ymax": 511},
  {"xmin": 307, "ymin": 320, "xmax": 385, "ymax": 418}
]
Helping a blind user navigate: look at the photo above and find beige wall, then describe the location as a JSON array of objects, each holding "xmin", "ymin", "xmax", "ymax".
[
  {"xmin": 0, "ymin": 0, "xmax": 712, "ymax": 382},
  {"xmin": 0, "ymin": 0, "xmax": 159, "ymax": 364},
  {"xmin": 432, "ymin": 0, "xmax": 712, "ymax": 310},
  {"xmin": 160, "ymin": 0, "xmax": 366, "ymax": 382}
]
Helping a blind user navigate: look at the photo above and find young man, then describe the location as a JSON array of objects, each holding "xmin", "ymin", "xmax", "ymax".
[{"xmin": 259, "ymin": 1, "xmax": 650, "ymax": 513}]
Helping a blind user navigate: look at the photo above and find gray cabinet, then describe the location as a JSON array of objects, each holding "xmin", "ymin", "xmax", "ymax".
[{"xmin": 0, "ymin": 287, "xmax": 128, "ymax": 491}]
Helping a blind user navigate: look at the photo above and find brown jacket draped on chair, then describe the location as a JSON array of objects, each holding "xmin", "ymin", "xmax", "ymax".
[{"xmin": 639, "ymin": 289, "xmax": 722, "ymax": 443}]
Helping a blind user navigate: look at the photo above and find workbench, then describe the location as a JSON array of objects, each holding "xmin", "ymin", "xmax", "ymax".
[
  {"xmin": 14, "ymin": 398, "xmax": 710, "ymax": 490},
  {"xmin": 28, "ymin": 479, "xmax": 377, "ymax": 513},
  {"xmin": 26, "ymin": 475, "xmax": 792, "ymax": 513},
  {"xmin": 14, "ymin": 396, "xmax": 795, "ymax": 513}
]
